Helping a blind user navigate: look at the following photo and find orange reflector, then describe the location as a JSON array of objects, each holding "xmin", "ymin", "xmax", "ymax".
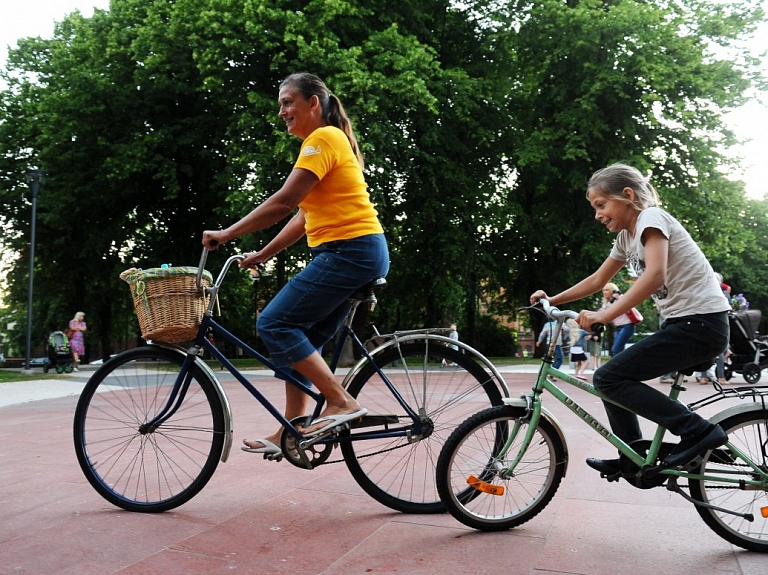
[
  {"xmin": 761, "ymin": 507, "xmax": 768, "ymax": 519},
  {"xmin": 467, "ymin": 475, "xmax": 504, "ymax": 496}
]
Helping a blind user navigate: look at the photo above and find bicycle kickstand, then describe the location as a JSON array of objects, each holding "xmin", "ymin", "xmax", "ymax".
[{"xmin": 666, "ymin": 476, "xmax": 754, "ymax": 521}]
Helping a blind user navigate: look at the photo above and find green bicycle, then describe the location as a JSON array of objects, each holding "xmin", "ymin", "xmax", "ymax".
[{"xmin": 436, "ymin": 300, "xmax": 768, "ymax": 552}]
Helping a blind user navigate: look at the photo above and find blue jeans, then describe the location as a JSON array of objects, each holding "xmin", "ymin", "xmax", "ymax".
[
  {"xmin": 594, "ymin": 312, "xmax": 729, "ymax": 444},
  {"xmin": 611, "ymin": 323, "xmax": 636, "ymax": 356},
  {"xmin": 257, "ymin": 234, "xmax": 389, "ymax": 381},
  {"xmin": 552, "ymin": 345, "xmax": 564, "ymax": 369}
]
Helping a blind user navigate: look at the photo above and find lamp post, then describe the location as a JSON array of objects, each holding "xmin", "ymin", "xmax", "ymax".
[{"xmin": 23, "ymin": 169, "xmax": 45, "ymax": 373}]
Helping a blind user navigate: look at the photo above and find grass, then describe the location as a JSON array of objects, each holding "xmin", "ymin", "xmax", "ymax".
[{"xmin": 0, "ymin": 370, "xmax": 61, "ymax": 383}]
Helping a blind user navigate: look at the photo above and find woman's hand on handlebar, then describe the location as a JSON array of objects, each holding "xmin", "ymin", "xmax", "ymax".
[
  {"xmin": 202, "ymin": 230, "xmax": 227, "ymax": 250},
  {"xmin": 530, "ymin": 290, "xmax": 550, "ymax": 305},
  {"xmin": 238, "ymin": 251, "xmax": 268, "ymax": 270}
]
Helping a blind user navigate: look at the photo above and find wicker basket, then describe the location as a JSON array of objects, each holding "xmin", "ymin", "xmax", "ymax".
[{"xmin": 120, "ymin": 266, "xmax": 213, "ymax": 343}]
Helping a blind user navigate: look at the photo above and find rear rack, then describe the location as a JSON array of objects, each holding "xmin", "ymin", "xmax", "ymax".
[{"xmin": 688, "ymin": 384, "xmax": 768, "ymax": 411}]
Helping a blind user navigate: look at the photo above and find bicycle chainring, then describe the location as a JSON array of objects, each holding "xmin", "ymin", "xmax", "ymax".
[
  {"xmin": 281, "ymin": 416, "xmax": 336, "ymax": 470},
  {"xmin": 620, "ymin": 439, "xmax": 674, "ymax": 489}
]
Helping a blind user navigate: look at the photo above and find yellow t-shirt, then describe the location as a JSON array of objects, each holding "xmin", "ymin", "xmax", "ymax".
[{"xmin": 294, "ymin": 126, "xmax": 384, "ymax": 247}]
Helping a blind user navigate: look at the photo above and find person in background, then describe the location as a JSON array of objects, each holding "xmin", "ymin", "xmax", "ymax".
[
  {"xmin": 442, "ymin": 323, "xmax": 460, "ymax": 367},
  {"xmin": 601, "ymin": 282, "xmax": 635, "ymax": 356},
  {"xmin": 68, "ymin": 311, "xmax": 87, "ymax": 371},
  {"xmin": 587, "ymin": 327, "xmax": 602, "ymax": 371},
  {"xmin": 536, "ymin": 319, "xmax": 566, "ymax": 370},
  {"xmin": 714, "ymin": 272, "xmax": 731, "ymax": 385},
  {"xmin": 203, "ymin": 73, "xmax": 389, "ymax": 455},
  {"xmin": 566, "ymin": 318, "xmax": 589, "ymax": 380}
]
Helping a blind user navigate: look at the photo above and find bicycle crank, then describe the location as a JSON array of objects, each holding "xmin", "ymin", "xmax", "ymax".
[{"xmin": 280, "ymin": 416, "xmax": 336, "ymax": 470}]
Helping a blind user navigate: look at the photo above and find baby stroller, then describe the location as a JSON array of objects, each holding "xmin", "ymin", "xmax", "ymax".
[
  {"xmin": 723, "ymin": 310, "xmax": 768, "ymax": 384},
  {"xmin": 44, "ymin": 331, "xmax": 73, "ymax": 374}
]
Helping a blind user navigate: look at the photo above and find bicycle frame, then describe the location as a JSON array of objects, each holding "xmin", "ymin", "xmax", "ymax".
[
  {"xmin": 500, "ymin": 312, "xmax": 768, "ymax": 489},
  {"xmin": 143, "ymin": 252, "xmax": 430, "ymax": 458}
]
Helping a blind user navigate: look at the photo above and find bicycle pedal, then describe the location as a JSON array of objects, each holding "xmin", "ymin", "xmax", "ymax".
[
  {"xmin": 264, "ymin": 453, "xmax": 283, "ymax": 462},
  {"xmin": 603, "ymin": 471, "xmax": 621, "ymax": 482}
]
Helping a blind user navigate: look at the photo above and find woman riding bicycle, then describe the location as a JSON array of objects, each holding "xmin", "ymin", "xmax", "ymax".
[
  {"xmin": 203, "ymin": 73, "xmax": 389, "ymax": 454},
  {"xmin": 530, "ymin": 163, "xmax": 731, "ymax": 475}
]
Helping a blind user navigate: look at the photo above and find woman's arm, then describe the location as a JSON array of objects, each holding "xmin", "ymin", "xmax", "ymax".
[
  {"xmin": 202, "ymin": 168, "xmax": 319, "ymax": 248},
  {"xmin": 240, "ymin": 211, "xmax": 307, "ymax": 268}
]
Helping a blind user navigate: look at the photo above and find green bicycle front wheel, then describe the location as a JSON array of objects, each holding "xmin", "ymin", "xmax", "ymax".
[{"xmin": 436, "ymin": 404, "xmax": 566, "ymax": 531}]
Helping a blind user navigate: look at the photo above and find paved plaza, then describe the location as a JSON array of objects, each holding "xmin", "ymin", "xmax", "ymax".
[{"xmin": 1, "ymin": 364, "xmax": 766, "ymax": 574}]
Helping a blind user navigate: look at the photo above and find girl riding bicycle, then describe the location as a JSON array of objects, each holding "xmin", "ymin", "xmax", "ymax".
[{"xmin": 530, "ymin": 163, "xmax": 731, "ymax": 475}]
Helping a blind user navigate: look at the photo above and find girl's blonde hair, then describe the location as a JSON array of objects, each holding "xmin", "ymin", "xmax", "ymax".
[
  {"xmin": 566, "ymin": 318, "xmax": 581, "ymax": 346},
  {"xmin": 72, "ymin": 311, "xmax": 85, "ymax": 321},
  {"xmin": 587, "ymin": 163, "xmax": 660, "ymax": 210}
]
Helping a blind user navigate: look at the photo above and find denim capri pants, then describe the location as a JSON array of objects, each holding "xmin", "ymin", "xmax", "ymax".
[{"xmin": 257, "ymin": 233, "xmax": 389, "ymax": 382}]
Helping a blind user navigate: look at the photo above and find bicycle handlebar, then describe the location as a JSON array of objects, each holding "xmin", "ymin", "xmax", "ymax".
[
  {"xmin": 196, "ymin": 246, "xmax": 247, "ymax": 291},
  {"xmin": 534, "ymin": 299, "xmax": 579, "ymax": 321},
  {"xmin": 532, "ymin": 299, "xmax": 604, "ymax": 334}
]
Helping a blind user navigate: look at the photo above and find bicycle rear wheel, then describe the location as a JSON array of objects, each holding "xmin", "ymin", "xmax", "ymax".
[
  {"xmin": 436, "ymin": 405, "xmax": 566, "ymax": 531},
  {"xmin": 73, "ymin": 346, "xmax": 226, "ymax": 512},
  {"xmin": 689, "ymin": 410, "xmax": 768, "ymax": 552},
  {"xmin": 342, "ymin": 341, "xmax": 504, "ymax": 514}
]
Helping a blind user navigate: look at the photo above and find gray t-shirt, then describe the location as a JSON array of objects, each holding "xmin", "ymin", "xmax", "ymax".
[{"xmin": 609, "ymin": 207, "xmax": 730, "ymax": 319}]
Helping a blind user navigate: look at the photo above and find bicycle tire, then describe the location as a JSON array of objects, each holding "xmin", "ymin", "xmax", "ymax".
[
  {"xmin": 341, "ymin": 341, "xmax": 504, "ymax": 514},
  {"xmin": 689, "ymin": 410, "xmax": 768, "ymax": 552},
  {"xmin": 73, "ymin": 346, "xmax": 226, "ymax": 512},
  {"xmin": 436, "ymin": 404, "xmax": 566, "ymax": 531}
]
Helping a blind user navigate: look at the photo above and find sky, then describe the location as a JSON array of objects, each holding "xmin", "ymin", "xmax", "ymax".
[{"xmin": 1, "ymin": 0, "xmax": 766, "ymax": 199}]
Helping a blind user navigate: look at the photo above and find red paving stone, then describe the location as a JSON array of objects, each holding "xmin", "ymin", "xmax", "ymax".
[{"xmin": 1, "ymin": 367, "xmax": 767, "ymax": 574}]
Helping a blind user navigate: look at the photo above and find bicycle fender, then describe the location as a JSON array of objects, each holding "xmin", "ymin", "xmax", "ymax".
[
  {"xmin": 341, "ymin": 333, "xmax": 510, "ymax": 398},
  {"xmin": 156, "ymin": 343, "xmax": 234, "ymax": 463},
  {"xmin": 504, "ymin": 397, "xmax": 570, "ymax": 477},
  {"xmin": 707, "ymin": 402, "xmax": 768, "ymax": 426}
]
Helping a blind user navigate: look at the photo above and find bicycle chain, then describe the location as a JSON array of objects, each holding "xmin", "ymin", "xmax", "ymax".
[
  {"xmin": 314, "ymin": 431, "xmax": 415, "ymax": 466},
  {"xmin": 681, "ymin": 461, "xmax": 764, "ymax": 490}
]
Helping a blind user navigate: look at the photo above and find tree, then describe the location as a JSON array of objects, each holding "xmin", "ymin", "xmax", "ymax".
[
  {"xmin": 0, "ymin": 0, "xmax": 765, "ymax": 358},
  {"xmin": 490, "ymin": 0, "xmax": 764, "ymax": 332}
]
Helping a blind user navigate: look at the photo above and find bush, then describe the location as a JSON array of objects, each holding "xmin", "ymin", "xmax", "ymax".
[{"xmin": 473, "ymin": 315, "xmax": 518, "ymax": 357}]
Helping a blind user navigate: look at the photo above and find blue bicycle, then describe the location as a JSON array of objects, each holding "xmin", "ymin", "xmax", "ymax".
[{"xmin": 73, "ymin": 249, "xmax": 509, "ymax": 514}]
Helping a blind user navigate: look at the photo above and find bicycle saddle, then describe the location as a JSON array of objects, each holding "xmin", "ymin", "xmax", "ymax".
[{"xmin": 350, "ymin": 277, "xmax": 387, "ymax": 301}]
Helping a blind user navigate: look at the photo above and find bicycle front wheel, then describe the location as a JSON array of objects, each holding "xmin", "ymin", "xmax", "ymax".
[
  {"xmin": 342, "ymin": 341, "xmax": 504, "ymax": 514},
  {"xmin": 689, "ymin": 410, "xmax": 768, "ymax": 552},
  {"xmin": 436, "ymin": 405, "xmax": 566, "ymax": 531},
  {"xmin": 73, "ymin": 346, "xmax": 226, "ymax": 512}
]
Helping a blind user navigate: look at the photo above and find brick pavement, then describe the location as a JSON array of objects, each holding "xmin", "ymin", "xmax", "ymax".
[{"xmin": 0, "ymin": 365, "xmax": 766, "ymax": 574}]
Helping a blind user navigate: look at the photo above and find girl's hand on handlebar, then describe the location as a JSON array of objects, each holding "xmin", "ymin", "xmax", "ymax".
[
  {"xmin": 577, "ymin": 309, "xmax": 604, "ymax": 331},
  {"xmin": 530, "ymin": 290, "xmax": 549, "ymax": 305},
  {"xmin": 202, "ymin": 230, "xmax": 226, "ymax": 250}
]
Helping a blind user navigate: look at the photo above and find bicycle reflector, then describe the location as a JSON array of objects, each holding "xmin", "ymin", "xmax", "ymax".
[
  {"xmin": 467, "ymin": 475, "xmax": 504, "ymax": 496},
  {"xmin": 762, "ymin": 507, "xmax": 768, "ymax": 519}
]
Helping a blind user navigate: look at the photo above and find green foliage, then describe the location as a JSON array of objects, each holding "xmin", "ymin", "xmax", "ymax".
[{"xmin": 0, "ymin": 0, "xmax": 766, "ymax": 356}]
